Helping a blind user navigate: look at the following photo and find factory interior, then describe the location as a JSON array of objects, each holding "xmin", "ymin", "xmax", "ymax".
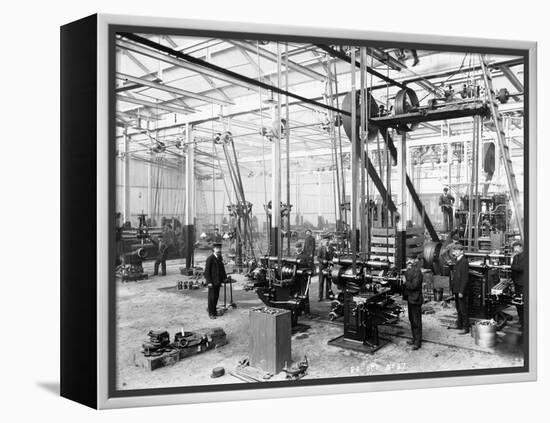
[{"xmin": 114, "ymin": 33, "xmax": 526, "ymax": 389}]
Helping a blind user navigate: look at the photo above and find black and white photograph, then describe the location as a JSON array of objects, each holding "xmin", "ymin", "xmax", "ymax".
[{"xmin": 112, "ymin": 28, "xmax": 530, "ymax": 393}]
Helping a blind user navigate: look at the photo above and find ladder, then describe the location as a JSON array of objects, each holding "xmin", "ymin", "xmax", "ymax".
[{"xmin": 479, "ymin": 55, "xmax": 524, "ymax": 240}]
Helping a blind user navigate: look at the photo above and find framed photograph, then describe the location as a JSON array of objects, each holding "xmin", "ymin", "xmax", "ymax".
[{"xmin": 60, "ymin": 13, "xmax": 537, "ymax": 409}]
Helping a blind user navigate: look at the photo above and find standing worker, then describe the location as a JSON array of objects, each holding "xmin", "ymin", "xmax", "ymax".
[
  {"xmin": 303, "ymin": 229, "xmax": 316, "ymax": 262},
  {"xmin": 439, "ymin": 187, "xmax": 455, "ymax": 232},
  {"xmin": 317, "ymin": 238, "xmax": 335, "ymax": 301},
  {"xmin": 450, "ymin": 244, "xmax": 470, "ymax": 334},
  {"xmin": 204, "ymin": 243, "xmax": 227, "ymax": 319},
  {"xmin": 152, "ymin": 223, "xmax": 175, "ymax": 276},
  {"xmin": 404, "ymin": 257, "xmax": 424, "ymax": 350},
  {"xmin": 510, "ymin": 240, "xmax": 525, "ymax": 327}
]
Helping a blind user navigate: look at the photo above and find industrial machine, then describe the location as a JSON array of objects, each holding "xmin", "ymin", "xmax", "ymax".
[
  {"xmin": 455, "ymin": 193, "xmax": 512, "ymax": 250},
  {"xmin": 119, "ymin": 247, "xmax": 148, "ymax": 282},
  {"xmin": 245, "ymin": 255, "xmax": 314, "ymax": 326},
  {"xmin": 463, "ymin": 250, "xmax": 522, "ymax": 325},
  {"xmin": 325, "ymin": 257, "xmax": 403, "ymax": 351}
]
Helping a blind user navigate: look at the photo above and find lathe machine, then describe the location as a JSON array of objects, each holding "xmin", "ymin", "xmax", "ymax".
[{"xmin": 245, "ymin": 256, "xmax": 314, "ymax": 326}]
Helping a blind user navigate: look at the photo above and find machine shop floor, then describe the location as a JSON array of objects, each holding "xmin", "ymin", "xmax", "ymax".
[{"xmin": 116, "ymin": 256, "xmax": 524, "ymax": 391}]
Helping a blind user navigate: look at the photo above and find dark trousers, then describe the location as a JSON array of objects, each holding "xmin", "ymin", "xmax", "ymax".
[
  {"xmin": 407, "ymin": 302, "xmax": 422, "ymax": 347},
  {"xmin": 208, "ymin": 285, "xmax": 220, "ymax": 316},
  {"xmin": 514, "ymin": 283, "xmax": 524, "ymax": 326},
  {"xmin": 154, "ymin": 247, "xmax": 169, "ymax": 276},
  {"xmin": 454, "ymin": 293, "xmax": 469, "ymax": 331},
  {"xmin": 442, "ymin": 209, "xmax": 454, "ymax": 232},
  {"xmin": 318, "ymin": 266, "xmax": 332, "ymax": 300}
]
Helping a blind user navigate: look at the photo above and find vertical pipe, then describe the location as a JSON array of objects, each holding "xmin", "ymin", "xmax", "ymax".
[
  {"xmin": 333, "ymin": 60, "xmax": 347, "ymax": 227},
  {"xmin": 184, "ymin": 122, "xmax": 195, "ymax": 267},
  {"xmin": 473, "ymin": 115, "xmax": 480, "ymax": 250},
  {"xmin": 467, "ymin": 119, "xmax": 474, "ymax": 251},
  {"xmin": 406, "ymin": 139, "xmax": 414, "ymax": 225},
  {"xmin": 326, "ymin": 60, "xmax": 342, "ymax": 227},
  {"xmin": 447, "ymin": 122, "xmax": 452, "ymax": 195},
  {"xmin": 123, "ymin": 127, "xmax": 131, "ymax": 224},
  {"xmin": 285, "ymin": 43, "xmax": 291, "ymax": 256},
  {"xmin": 317, "ymin": 172, "xmax": 322, "ymax": 228},
  {"xmin": 148, "ymin": 158, "xmax": 153, "ymax": 222},
  {"xmin": 350, "ymin": 47, "xmax": 358, "ymax": 270},
  {"xmin": 212, "ymin": 138, "xmax": 216, "ymax": 231},
  {"xmin": 272, "ymin": 43, "xmax": 282, "ymax": 260},
  {"xmin": 397, "ymin": 132, "xmax": 408, "ymax": 268},
  {"xmin": 359, "ymin": 47, "xmax": 367, "ymax": 258}
]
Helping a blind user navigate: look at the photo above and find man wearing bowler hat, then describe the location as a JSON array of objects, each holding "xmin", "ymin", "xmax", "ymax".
[
  {"xmin": 450, "ymin": 244, "xmax": 470, "ymax": 334},
  {"xmin": 404, "ymin": 256, "xmax": 424, "ymax": 350},
  {"xmin": 204, "ymin": 243, "xmax": 227, "ymax": 319}
]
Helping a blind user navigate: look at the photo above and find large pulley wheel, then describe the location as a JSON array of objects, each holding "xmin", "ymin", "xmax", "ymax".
[
  {"xmin": 341, "ymin": 90, "xmax": 379, "ymax": 143},
  {"xmin": 423, "ymin": 240, "xmax": 442, "ymax": 272},
  {"xmin": 394, "ymin": 87, "xmax": 419, "ymax": 133}
]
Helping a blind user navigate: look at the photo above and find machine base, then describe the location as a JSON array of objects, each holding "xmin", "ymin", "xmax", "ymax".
[
  {"xmin": 327, "ymin": 334, "xmax": 390, "ymax": 354},
  {"xmin": 121, "ymin": 273, "xmax": 148, "ymax": 282}
]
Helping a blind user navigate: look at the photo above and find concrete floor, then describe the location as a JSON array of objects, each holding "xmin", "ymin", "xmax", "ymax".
[{"xmin": 116, "ymin": 254, "xmax": 524, "ymax": 391}]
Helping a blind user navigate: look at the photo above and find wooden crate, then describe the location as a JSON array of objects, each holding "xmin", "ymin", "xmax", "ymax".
[
  {"xmin": 369, "ymin": 227, "xmax": 425, "ymax": 267},
  {"xmin": 249, "ymin": 307, "xmax": 291, "ymax": 374},
  {"xmin": 134, "ymin": 327, "xmax": 227, "ymax": 371},
  {"xmin": 134, "ymin": 348, "xmax": 180, "ymax": 371}
]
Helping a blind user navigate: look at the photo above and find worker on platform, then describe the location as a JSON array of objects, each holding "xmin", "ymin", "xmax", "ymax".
[
  {"xmin": 295, "ymin": 241, "xmax": 312, "ymax": 315},
  {"xmin": 439, "ymin": 187, "xmax": 455, "ymax": 232},
  {"xmin": 303, "ymin": 229, "xmax": 316, "ymax": 262},
  {"xmin": 450, "ymin": 244, "xmax": 470, "ymax": 334},
  {"xmin": 152, "ymin": 223, "xmax": 175, "ymax": 276},
  {"xmin": 404, "ymin": 256, "xmax": 424, "ymax": 350},
  {"xmin": 511, "ymin": 239, "xmax": 525, "ymax": 327},
  {"xmin": 317, "ymin": 237, "xmax": 335, "ymax": 301},
  {"xmin": 204, "ymin": 243, "xmax": 227, "ymax": 319}
]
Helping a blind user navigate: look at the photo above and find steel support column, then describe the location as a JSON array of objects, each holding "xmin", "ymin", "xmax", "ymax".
[
  {"xmin": 396, "ymin": 132, "xmax": 408, "ymax": 269},
  {"xmin": 123, "ymin": 128, "xmax": 131, "ymax": 224},
  {"xmin": 317, "ymin": 172, "xmax": 322, "ymax": 227},
  {"xmin": 184, "ymin": 123, "xmax": 195, "ymax": 268},
  {"xmin": 350, "ymin": 48, "xmax": 359, "ymax": 270},
  {"xmin": 148, "ymin": 158, "xmax": 153, "ymax": 223},
  {"xmin": 359, "ymin": 47, "xmax": 368, "ymax": 257},
  {"xmin": 271, "ymin": 43, "xmax": 282, "ymax": 259},
  {"xmin": 285, "ymin": 43, "xmax": 292, "ymax": 256}
]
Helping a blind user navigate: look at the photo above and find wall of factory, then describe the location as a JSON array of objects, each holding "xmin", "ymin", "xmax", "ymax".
[
  {"xmin": 117, "ymin": 149, "xmax": 524, "ymax": 234},
  {"xmin": 197, "ymin": 171, "xmax": 339, "ymax": 231},
  {"xmin": 115, "ymin": 157, "xmax": 186, "ymax": 227}
]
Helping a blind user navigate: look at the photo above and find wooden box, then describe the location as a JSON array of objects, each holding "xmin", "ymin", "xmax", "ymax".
[{"xmin": 249, "ymin": 307, "xmax": 291, "ymax": 374}]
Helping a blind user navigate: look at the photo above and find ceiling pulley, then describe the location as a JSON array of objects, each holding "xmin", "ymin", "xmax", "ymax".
[
  {"xmin": 394, "ymin": 87, "xmax": 420, "ymax": 133},
  {"xmin": 341, "ymin": 89, "xmax": 380, "ymax": 143}
]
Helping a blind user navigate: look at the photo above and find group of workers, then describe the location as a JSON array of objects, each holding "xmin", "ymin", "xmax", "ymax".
[
  {"xmin": 147, "ymin": 220, "xmax": 526, "ymax": 344},
  {"xmin": 402, "ymin": 237, "xmax": 525, "ymax": 350}
]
